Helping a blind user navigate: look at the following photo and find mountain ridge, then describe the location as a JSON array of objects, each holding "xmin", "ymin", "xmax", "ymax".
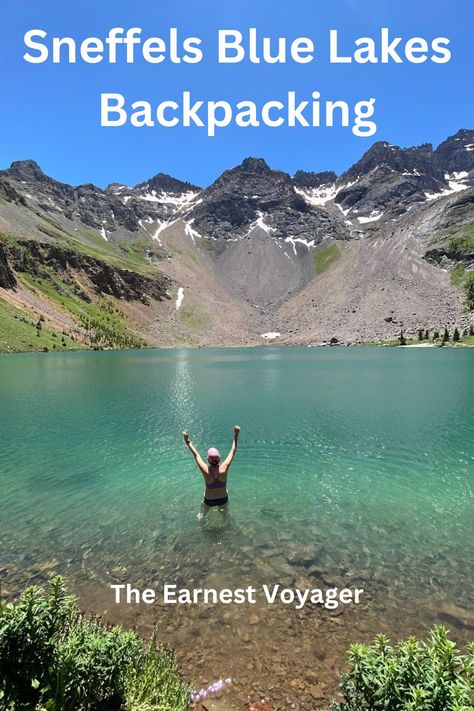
[
  {"xmin": 0, "ymin": 128, "xmax": 472, "ymax": 352},
  {"xmin": 5, "ymin": 127, "xmax": 472, "ymax": 191}
]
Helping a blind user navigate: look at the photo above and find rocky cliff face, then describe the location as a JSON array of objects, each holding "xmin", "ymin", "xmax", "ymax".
[
  {"xmin": 293, "ymin": 170, "xmax": 338, "ymax": 188},
  {"xmin": 0, "ymin": 179, "xmax": 27, "ymax": 207},
  {"xmin": 0, "ymin": 160, "xmax": 140, "ymax": 232},
  {"xmin": 6, "ymin": 241, "xmax": 172, "ymax": 303},
  {"xmin": 340, "ymin": 142, "xmax": 443, "ymax": 186},
  {"xmin": 330, "ymin": 129, "xmax": 474, "ymax": 220},
  {"xmin": 0, "ymin": 244, "xmax": 17, "ymax": 289},
  {"xmin": 190, "ymin": 157, "xmax": 348, "ymax": 245},
  {"xmin": 0, "ymin": 160, "xmax": 202, "ymax": 238},
  {"xmin": 434, "ymin": 129, "xmax": 474, "ymax": 174}
]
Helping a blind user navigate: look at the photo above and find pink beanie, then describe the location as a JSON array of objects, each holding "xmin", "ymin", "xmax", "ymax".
[{"xmin": 207, "ymin": 447, "xmax": 220, "ymax": 458}]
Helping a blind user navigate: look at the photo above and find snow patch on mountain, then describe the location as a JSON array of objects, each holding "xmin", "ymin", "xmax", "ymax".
[
  {"xmin": 176, "ymin": 287, "xmax": 184, "ymax": 310},
  {"xmin": 294, "ymin": 184, "xmax": 337, "ymax": 206},
  {"xmin": 152, "ymin": 219, "xmax": 178, "ymax": 243},
  {"xmin": 358, "ymin": 210, "xmax": 384, "ymax": 224},
  {"xmin": 140, "ymin": 189, "xmax": 200, "ymax": 206},
  {"xmin": 424, "ymin": 171, "xmax": 470, "ymax": 200},
  {"xmin": 336, "ymin": 203, "xmax": 352, "ymax": 217},
  {"xmin": 184, "ymin": 218, "xmax": 202, "ymax": 243},
  {"xmin": 285, "ymin": 235, "xmax": 315, "ymax": 255},
  {"xmin": 294, "ymin": 178, "xmax": 360, "ymax": 207},
  {"xmin": 245, "ymin": 211, "xmax": 276, "ymax": 236},
  {"xmin": 138, "ymin": 217, "xmax": 154, "ymax": 232}
]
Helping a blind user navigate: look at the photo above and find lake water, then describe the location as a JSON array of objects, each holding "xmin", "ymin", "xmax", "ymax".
[{"xmin": 1, "ymin": 347, "xmax": 473, "ymax": 709}]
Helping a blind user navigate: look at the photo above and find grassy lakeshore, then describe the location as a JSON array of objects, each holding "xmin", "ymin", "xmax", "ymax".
[
  {"xmin": 0, "ymin": 298, "xmax": 83, "ymax": 353},
  {"xmin": 1, "ymin": 325, "xmax": 473, "ymax": 354}
]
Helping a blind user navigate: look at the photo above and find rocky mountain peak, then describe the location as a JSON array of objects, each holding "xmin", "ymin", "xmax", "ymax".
[
  {"xmin": 208, "ymin": 156, "xmax": 293, "ymax": 197},
  {"xmin": 188, "ymin": 155, "xmax": 347, "ymax": 243},
  {"xmin": 4, "ymin": 159, "xmax": 48, "ymax": 183},
  {"xmin": 240, "ymin": 157, "xmax": 272, "ymax": 173},
  {"xmin": 434, "ymin": 128, "xmax": 474, "ymax": 175},
  {"xmin": 134, "ymin": 172, "xmax": 201, "ymax": 195},
  {"xmin": 340, "ymin": 141, "xmax": 438, "ymax": 184},
  {"xmin": 332, "ymin": 135, "xmax": 473, "ymax": 218},
  {"xmin": 0, "ymin": 127, "xmax": 471, "ymax": 259}
]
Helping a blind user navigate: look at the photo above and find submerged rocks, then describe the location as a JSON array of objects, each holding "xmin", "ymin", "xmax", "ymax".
[
  {"xmin": 439, "ymin": 603, "xmax": 474, "ymax": 630},
  {"xmin": 286, "ymin": 546, "xmax": 320, "ymax": 568}
]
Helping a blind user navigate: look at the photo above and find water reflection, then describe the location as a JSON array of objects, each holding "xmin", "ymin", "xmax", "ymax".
[
  {"xmin": 168, "ymin": 350, "xmax": 197, "ymax": 432},
  {"xmin": 0, "ymin": 348, "xmax": 473, "ymax": 709}
]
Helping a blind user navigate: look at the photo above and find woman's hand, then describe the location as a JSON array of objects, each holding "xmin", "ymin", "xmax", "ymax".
[
  {"xmin": 234, "ymin": 425, "xmax": 240, "ymax": 438},
  {"xmin": 183, "ymin": 430, "xmax": 190, "ymax": 444}
]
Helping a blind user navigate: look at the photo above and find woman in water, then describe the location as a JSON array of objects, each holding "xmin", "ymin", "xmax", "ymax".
[{"xmin": 182, "ymin": 426, "xmax": 240, "ymax": 522}]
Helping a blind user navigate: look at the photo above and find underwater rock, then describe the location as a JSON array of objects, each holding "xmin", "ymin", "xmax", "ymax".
[
  {"xmin": 248, "ymin": 702, "xmax": 271, "ymax": 711},
  {"xmin": 286, "ymin": 546, "xmax": 319, "ymax": 567},
  {"xmin": 309, "ymin": 684, "xmax": 326, "ymax": 700},
  {"xmin": 261, "ymin": 507, "xmax": 281, "ymax": 519},
  {"xmin": 439, "ymin": 603, "xmax": 474, "ymax": 630}
]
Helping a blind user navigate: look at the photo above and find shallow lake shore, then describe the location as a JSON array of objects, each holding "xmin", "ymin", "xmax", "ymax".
[{"xmin": 1, "ymin": 347, "xmax": 473, "ymax": 709}]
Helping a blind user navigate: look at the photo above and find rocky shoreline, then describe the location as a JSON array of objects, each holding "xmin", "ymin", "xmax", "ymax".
[{"xmin": 3, "ymin": 525, "xmax": 473, "ymax": 710}]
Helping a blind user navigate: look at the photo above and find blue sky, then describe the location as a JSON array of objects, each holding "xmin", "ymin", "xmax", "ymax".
[{"xmin": 1, "ymin": 0, "xmax": 472, "ymax": 188}]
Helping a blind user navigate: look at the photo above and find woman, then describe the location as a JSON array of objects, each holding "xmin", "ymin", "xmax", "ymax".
[{"xmin": 182, "ymin": 426, "xmax": 240, "ymax": 524}]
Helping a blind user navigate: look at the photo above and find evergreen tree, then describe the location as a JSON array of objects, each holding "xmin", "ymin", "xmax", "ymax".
[
  {"xmin": 417, "ymin": 329, "xmax": 423, "ymax": 341},
  {"xmin": 453, "ymin": 327, "xmax": 460, "ymax": 342},
  {"xmin": 443, "ymin": 327, "xmax": 450, "ymax": 342},
  {"xmin": 465, "ymin": 275, "xmax": 474, "ymax": 310},
  {"xmin": 398, "ymin": 330, "xmax": 407, "ymax": 346}
]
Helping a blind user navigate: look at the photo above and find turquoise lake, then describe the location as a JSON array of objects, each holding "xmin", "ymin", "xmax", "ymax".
[{"xmin": 1, "ymin": 347, "xmax": 473, "ymax": 707}]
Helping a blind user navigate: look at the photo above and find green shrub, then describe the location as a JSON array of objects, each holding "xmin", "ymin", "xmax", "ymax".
[
  {"xmin": 0, "ymin": 577, "xmax": 190, "ymax": 711},
  {"xmin": 124, "ymin": 638, "xmax": 191, "ymax": 711},
  {"xmin": 331, "ymin": 627, "xmax": 474, "ymax": 711},
  {"xmin": 447, "ymin": 236, "xmax": 474, "ymax": 256}
]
